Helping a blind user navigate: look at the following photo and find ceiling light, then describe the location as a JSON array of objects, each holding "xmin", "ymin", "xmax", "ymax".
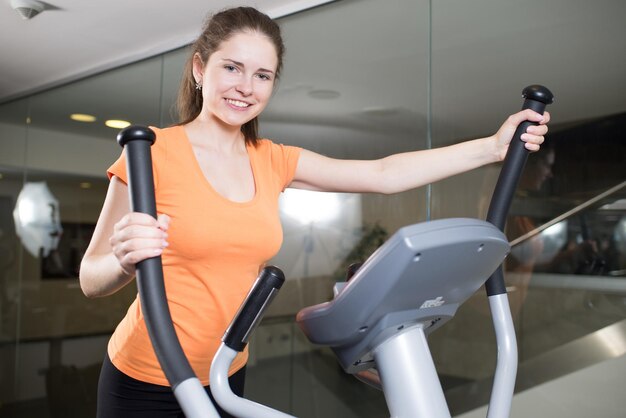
[
  {"xmin": 105, "ymin": 119, "xmax": 131, "ymax": 129},
  {"xmin": 70, "ymin": 113, "xmax": 96, "ymax": 123},
  {"xmin": 308, "ymin": 89, "xmax": 340, "ymax": 100},
  {"xmin": 11, "ymin": 0, "xmax": 44, "ymax": 20}
]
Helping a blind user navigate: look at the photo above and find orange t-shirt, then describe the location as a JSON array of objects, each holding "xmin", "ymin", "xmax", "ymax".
[{"xmin": 106, "ymin": 125, "xmax": 301, "ymax": 386}]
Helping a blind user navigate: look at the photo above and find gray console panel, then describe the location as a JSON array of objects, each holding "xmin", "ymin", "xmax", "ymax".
[{"xmin": 296, "ymin": 218, "xmax": 510, "ymax": 372}]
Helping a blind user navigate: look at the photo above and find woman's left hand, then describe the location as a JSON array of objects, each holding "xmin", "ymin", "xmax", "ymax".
[{"xmin": 493, "ymin": 109, "xmax": 551, "ymax": 161}]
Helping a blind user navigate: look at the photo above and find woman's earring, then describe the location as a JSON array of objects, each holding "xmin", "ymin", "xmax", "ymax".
[{"xmin": 195, "ymin": 81, "xmax": 202, "ymax": 91}]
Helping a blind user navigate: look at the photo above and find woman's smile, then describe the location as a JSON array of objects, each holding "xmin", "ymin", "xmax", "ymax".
[{"xmin": 225, "ymin": 98, "xmax": 252, "ymax": 109}]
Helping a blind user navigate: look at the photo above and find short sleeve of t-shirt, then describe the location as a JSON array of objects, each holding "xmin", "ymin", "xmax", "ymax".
[
  {"xmin": 107, "ymin": 149, "xmax": 127, "ymax": 182},
  {"xmin": 107, "ymin": 126, "xmax": 166, "ymax": 188},
  {"xmin": 263, "ymin": 140, "xmax": 301, "ymax": 191}
]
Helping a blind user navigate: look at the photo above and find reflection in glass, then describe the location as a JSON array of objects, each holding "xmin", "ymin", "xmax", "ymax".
[
  {"xmin": 0, "ymin": 42, "xmax": 164, "ymax": 418},
  {"xmin": 275, "ymin": 190, "xmax": 362, "ymax": 279},
  {"xmin": 281, "ymin": 189, "xmax": 344, "ymax": 226},
  {"xmin": 13, "ymin": 181, "xmax": 62, "ymax": 258}
]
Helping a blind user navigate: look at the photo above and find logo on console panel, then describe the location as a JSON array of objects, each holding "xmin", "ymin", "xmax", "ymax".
[{"xmin": 420, "ymin": 296, "xmax": 445, "ymax": 309}]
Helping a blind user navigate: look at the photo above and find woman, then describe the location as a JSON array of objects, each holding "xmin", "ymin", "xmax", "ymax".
[{"xmin": 79, "ymin": 7, "xmax": 550, "ymax": 417}]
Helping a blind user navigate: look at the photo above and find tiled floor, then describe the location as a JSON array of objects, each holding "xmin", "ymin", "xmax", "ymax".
[
  {"xmin": 3, "ymin": 325, "xmax": 623, "ymax": 418},
  {"xmin": 0, "ymin": 349, "xmax": 469, "ymax": 418},
  {"xmin": 248, "ymin": 349, "xmax": 477, "ymax": 417},
  {"xmin": 247, "ymin": 350, "xmax": 389, "ymax": 418}
]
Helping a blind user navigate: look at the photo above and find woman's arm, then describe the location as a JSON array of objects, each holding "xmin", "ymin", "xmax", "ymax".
[
  {"xmin": 79, "ymin": 176, "xmax": 169, "ymax": 298},
  {"xmin": 290, "ymin": 109, "xmax": 549, "ymax": 194}
]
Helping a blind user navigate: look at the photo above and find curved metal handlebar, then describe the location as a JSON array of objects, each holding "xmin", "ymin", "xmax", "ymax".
[
  {"xmin": 485, "ymin": 85, "xmax": 554, "ymax": 296},
  {"xmin": 117, "ymin": 125, "xmax": 219, "ymax": 418}
]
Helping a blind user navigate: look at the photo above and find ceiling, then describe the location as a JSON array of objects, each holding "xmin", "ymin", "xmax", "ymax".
[
  {"xmin": 0, "ymin": 0, "xmax": 336, "ymax": 101},
  {"xmin": 1, "ymin": 0, "xmax": 625, "ymax": 160}
]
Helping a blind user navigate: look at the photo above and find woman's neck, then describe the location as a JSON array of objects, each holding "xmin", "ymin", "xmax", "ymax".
[{"xmin": 185, "ymin": 115, "xmax": 246, "ymax": 155}]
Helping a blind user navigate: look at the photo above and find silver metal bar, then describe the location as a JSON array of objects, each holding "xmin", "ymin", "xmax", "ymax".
[
  {"xmin": 487, "ymin": 294, "xmax": 518, "ymax": 418},
  {"xmin": 210, "ymin": 344, "xmax": 296, "ymax": 418},
  {"xmin": 510, "ymin": 180, "xmax": 626, "ymax": 247},
  {"xmin": 173, "ymin": 378, "xmax": 220, "ymax": 418},
  {"xmin": 373, "ymin": 325, "xmax": 450, "ymax": 418}
]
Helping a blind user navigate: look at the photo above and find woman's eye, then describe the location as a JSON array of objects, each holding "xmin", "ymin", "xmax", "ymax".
[
  {"xmin": 257, "ymin": 73, "xmax": 272, "ymax": 81},
  {"xmin": 224, "ymin": 65, "xmax": 237, "ymax": 72}
]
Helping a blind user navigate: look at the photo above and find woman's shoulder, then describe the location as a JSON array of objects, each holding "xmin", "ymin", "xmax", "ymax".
[
  {"xmin": 253, "ymin": 138, "xmax": 301, "ymax": 170},
  {"xmin": 255, "ymin": 138, "xmax": 300, "ymax": 152},
  {"xmin": 148, "ymin": 125, "xmax": 189, "ymax": 156},
  {"xmin": 151, "ymin": 125, "xmax": 185, "ymax": 142},
  {"xmin": 253, "ymin": 139, "xmax": 301, "ymax": 186},
  {"xmin": 252, "ymin": 138, "xmax": 277, "ymax": 155},
  {"xmin": 255, "ymin": 138, "xmax": 274, "ymax": 147}
]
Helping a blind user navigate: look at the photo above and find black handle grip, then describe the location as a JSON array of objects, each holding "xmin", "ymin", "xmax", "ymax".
[
  {"xmin": 117, "ymin": 126, "xmax": 157, "ymax": 216},
  {"xmin": 223, "ymin": 266, "xmax": 286, "ymax": 352},
  {"xmin": 485, "ymin": 85, "xmax": 554, "ymax": 296},
  {"xmin": 117, "ymin": 125, "xmax": 196, "ymax": 388}
]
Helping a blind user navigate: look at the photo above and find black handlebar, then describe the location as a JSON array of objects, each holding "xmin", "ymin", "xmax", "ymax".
[
  {"xmin": 117, "ymin": 125, "xmax": 196, "ymax": 389},
  {"xmin": 485, "ymin": 85, "xmax": 554, "ymax": 296},
  {"xmin": 223, "ymin": 266, "xmax": 286, "ymax": 352}
]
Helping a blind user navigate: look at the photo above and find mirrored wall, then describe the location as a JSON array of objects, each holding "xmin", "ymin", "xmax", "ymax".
[{"xmin": 0, "ymin": 0, "xmax": 625, "ymax": 417}]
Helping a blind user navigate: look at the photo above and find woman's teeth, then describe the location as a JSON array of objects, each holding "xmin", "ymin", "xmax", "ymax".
[{"xmin": 226, "ymin": 99, "xmax": 250, "ymax": 108}]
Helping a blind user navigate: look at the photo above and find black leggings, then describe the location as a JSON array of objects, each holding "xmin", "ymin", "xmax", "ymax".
[{"xmin": 97, "ymin": 354, "xmax": 246, "ymax": 418}]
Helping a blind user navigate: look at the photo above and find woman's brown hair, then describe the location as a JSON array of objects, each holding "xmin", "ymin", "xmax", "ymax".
[{"xmin": 176, "ymin": 7, "xmax": 285, "ymax": 146}]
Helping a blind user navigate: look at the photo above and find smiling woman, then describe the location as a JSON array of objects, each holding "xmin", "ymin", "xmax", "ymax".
[
  {"xmin": 80, "ymin": 8, "xmax": 295, "ymax": 418},
  {"xmin": 190, "ymin": 31, "xmax": 278, "ymax": 134},
  {"xmin": 4, "ymin": 0, "xmax": 626, "ymax": 416},
  {"xmin": 176, "ymin": 7, "xmax": 285, "ymax": 145},
  {"xmin": 77, "ymin": 5, "xmax": 550, "ymax": 418}
]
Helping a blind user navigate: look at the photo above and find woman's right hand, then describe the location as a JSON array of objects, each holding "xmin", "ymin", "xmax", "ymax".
[{"xmin": 109, "ymin": 212, "xmax": 170, "ymax": 277}]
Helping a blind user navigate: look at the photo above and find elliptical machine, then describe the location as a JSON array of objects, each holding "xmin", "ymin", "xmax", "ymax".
[{"xmin": 117, "ymin": 85, "xmax": 553, "ymax": 418}]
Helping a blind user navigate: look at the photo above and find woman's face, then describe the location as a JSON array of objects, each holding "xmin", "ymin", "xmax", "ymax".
[
  {"xmin": 523, "ymin": 149, "xmax": 555, "ymax": 191},
  {"xmin": 195, "ymin": 31, "xmax": 278, "ymax": 128}
]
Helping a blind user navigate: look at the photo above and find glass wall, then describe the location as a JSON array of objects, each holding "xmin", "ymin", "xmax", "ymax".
[
  {"xmin": 0, "ymin": 55, "xmax": 169, "ymax": 417},
  {"xmin": 427, "ymin": 0, "xmax": 626, "ymax": 415},
  {"xmin": 0, "ymin": 98, "xmax": 28, "ymax": 413},
  {"xmin": 0, "ymin": 0, "xmax": 625, "ymax": 417}
]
